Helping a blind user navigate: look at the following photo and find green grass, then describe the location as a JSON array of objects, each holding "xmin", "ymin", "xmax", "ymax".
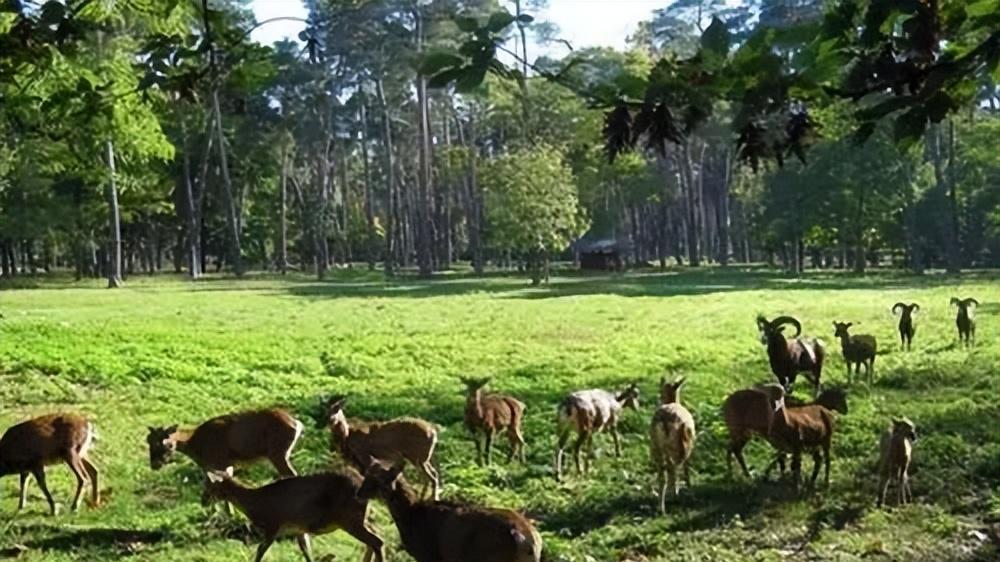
[{"xmin": 1, "ymin": 268, "xmax": 998, "ymax": 562}]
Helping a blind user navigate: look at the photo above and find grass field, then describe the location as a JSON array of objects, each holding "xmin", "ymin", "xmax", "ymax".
[{"xmin": 0, "ymin": 268, "xmax": 998, "ymax": 562}]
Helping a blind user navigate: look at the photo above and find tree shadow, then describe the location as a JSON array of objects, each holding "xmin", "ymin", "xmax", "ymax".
[
  {"xmin": 273, "ymin": 268, "xmax": 999, "ymax": 301},
  {"xmin": 1, "ymin": 527, "xmax": 169, "ymax": 558}
]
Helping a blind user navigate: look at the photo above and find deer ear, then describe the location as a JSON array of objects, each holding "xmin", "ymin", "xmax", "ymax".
[
  {"xmin": 675, "ymin": 376, "xmax": 686, "ymax": 387},
  {"xmin": 166, "ymin": 425, "xmax": 178, "ymax": 434},
  {"xmin": 206, "ymin": 471, "xmax": 226, "ymax": 483},
  {"xmin": 660, "ymin": 376, "xmax": 666, "ymax": 388}
]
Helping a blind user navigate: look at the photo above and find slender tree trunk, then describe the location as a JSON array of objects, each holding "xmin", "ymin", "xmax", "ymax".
[
  {"xmin": 853, "ymin": 185, "xmax": 867, "ymax": 273},
  {"xmin": 180, "ymin": 120, "xmax": 202, "ymax": 279},
  {"xmin": 679, "ymin": 142, "xmax": 702, "ymax": 266},
  {"xmin": 278, "ymin": 147, "xmax": 289, "ymax": 274},
  {"xmin": 414, "ymin": 7, "xmax": 435, "ymax": 278},
  {"xmin": 946, "ymin": 120, "xmax": 961, "ymax": 273},
  {"xmin": 105, "ymin": 140, "xmax": 123, "ymax": 288},
  {"xmin": 360, "ymin": 102, "xmax": 377, "ymax": 271},
  {"xmin": 211, "ymin": 89, "xmax": 243, "ymax": 276},
  {"xmin": 376, "ymin": 78, "xmax": 397, "ymax": 278}
]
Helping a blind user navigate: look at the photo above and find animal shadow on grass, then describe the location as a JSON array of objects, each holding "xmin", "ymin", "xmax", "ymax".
[
  {"xmin": 0, "ymin": 527, "xmax": 169, "ymax": 558},
  {"xmin": 662, "ymin": 481, "xmax": 773, "ymax": 533},
  {"xmin": 539, "ymin": 489, "xmax": 654, "ymax": 537}
]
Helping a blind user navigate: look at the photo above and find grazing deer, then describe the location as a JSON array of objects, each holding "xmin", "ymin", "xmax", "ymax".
[
  {"xmin": 0, "ymin": 413, "xmax": 99, "ymax": 515},
  {"xmin": 146, "ymin": 409, "xmax": 303, "ymax": 478},
  {"xmin": 203, "ymin": 469, "xmax": 384, "ymax": 562},
  {"xmin": 554, "ymin": 383, "xmax": 640, "ymax": 480},
  {"xmin": 461, "ymin": 377, "xmax": 527, "ymax": 465},
  {"xmin": 358, "ymin": 462, "xmax": 542, "ymax": 562},
  {"xmin": 321, "ymin": 396, "xmax": 440, "ymax": 501},
  {"xmin": 650, "ymin": 377, "xmax": 696, "ymax": 514}
]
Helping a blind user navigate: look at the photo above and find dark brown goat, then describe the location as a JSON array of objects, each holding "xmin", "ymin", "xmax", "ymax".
[
  {"xmin": 892, "ymin": 303, "xmax": 919, "ymax": 350},
  {"xmin": 756, "ymin": 315, "xmax": 825, "ymax": 395},
  {"xmin": 950, "ymin": 297, "xmax": 979, "ymax": 347},
  {"xmin": 0, "ymin": 413, "xmax": 99, "ymax": 515},
  {"xmin": 358, "ymin": 462, "xmax": 542, "ymax": 562},
  {"xmin": 461, "ymin": 377, "xmax": 526, "ymax": 465},
  {"xmin": 723, "ymin": 386, "xmax": 847, "ymax": 483}
]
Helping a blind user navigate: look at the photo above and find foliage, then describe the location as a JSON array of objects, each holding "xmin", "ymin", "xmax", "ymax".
[{"xmin": 480, "ymin": 146, "xmax": 586, "ymax": 253}]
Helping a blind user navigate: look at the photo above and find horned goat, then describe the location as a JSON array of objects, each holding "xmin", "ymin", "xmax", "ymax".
[
  {"xmin": 892, "ymin": 302, "xmax": 919, "ymax": 350},
  {"xmin": 950, "ymin": 297, "xmax": 979, "ymax": 347},
  {"xmin": 756, "ymin": 315, "xmax": 825, "ymax": 396}
]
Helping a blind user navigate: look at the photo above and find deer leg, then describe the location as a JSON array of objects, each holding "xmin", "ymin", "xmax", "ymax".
[
  {"xmin": 809, "ymin": 450, "xmax": 822, "ymax": 486},
  {"xmin": 657, "ymin": 464, "xmax": 668, "ymax": 515},
  {"xmin": 903, "ymin": 472, "xmax": 912, "ymax": 504},
  {"xmin": 471, "ymin": 431, "xmax": 484, "ymax": 465},
  {"xmin": 668, "ymin": 463, "xmax": 678, "ymax": 497},
  {"xmin": 484, "ymin": 429, "xmax": 495, "ymax": 466},
  {"xmin": 81, "ymin": 457, "xmax": 100, "ymax": 507},
  {"xmin": 555, "ymin": 430, "xmax": 570, "ymax": 480},
  {"xmin": 730, "ymin": 437, "xmax": 753, "ymax": 479},
  {"xmin": 253, "ymin": 536, "xmax": 276, "ymax": 562},
  {"xmin": 344, "ymin": 518, "xmax": 384, "ymax": 562},
  {"xmin": 791, "ymin": 453, "xmax": 802, "ymax": 493},
  {"xmin": 683, "ymin": 462, "xmax": 692, "ymax": 490},
  {"xmin": 420, "ymin": 461, "xmax": 440, "ymax": 501},
  {"xmin": 877, "ymin": 473, "xmax": 890, "ymax": 507},
  {"xmin": 612, "ymin": 426, "xmax": 622, "ymax": 457},
  {"xmin": 17, "ymin": 472, "xmax": 29, "ymax": 510},
  {"xmin": 296, "ymin": 534, "xmax": 313, "ymax": 562},
  {"xmin": 572, "ymin": 432, "xmax": 587, "ymax": 475},
  {"xmin": 65, "ymin": 454, "xmax": 88, "ymax": 512},
  {"xmin": 270, "ymin": 453, "xmax": 297, "ymax": 478},
  {"xmin": 31, "ymin": 467, "xmax": 56, "ymax": 516}
]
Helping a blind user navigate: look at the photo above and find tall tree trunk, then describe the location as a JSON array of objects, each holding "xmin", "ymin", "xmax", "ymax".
[
  {"xmin": 211, "ymin": 89, "xmax": 243, "ymax": 276},
  {"xmin": 180, "ymin": 119, "xmax": 202, "ymax": 279},
  {"xmin": 105, "ymin": 140, "xmax": 123, "ymax": 288},
  {"xmin": 278, "ymin": 147, "xmax": 289, "ymax": 274},
  {"xmin": 853, "ymin": 185, "xmax": 867, "ymax": 273},
  {"xmin": 376, "ymin": 78, "xmax": 397, "ymax": 278},
  {"xmin": 515, "ymin": 0, "xmax": 529, "ymax": 77},
  {"xmin": 945, "ymin": 120, "xmax": 961, "ymax": 273},
  {"xmin": 679, "ymin": 142, "xmax": 702, "ymax": 266},
  {"xmin": 718, "ymin": 149, "xmax": 733, "ymax": 266},
  {"xmin": 360, "ymin": 102, "xmax": 377, "ymax": 271},
  {"xmin": 414, "ymin": 6, "xmax": 435, "ymax": 278}
]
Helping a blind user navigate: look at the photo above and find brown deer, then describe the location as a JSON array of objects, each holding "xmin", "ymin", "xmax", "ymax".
[
  {"xmin": 321, "ymin": 396, "xmax": 440, "ymax": 501},
  {"xmin": 203, "ymin": 469, "xmax": 384, "ymax": 562},
  {"xmin": 877, "ymin": 418, "xmax": 917, "ymax": 507},
  {"xmin": 146, "ymin": 409, "xmax": 303, "ymax": 478},
  {"xmin": 650, "ymin": 377, "xmax": 696, "ymax": 514},
  {"xmin": 358, "ymin": 462, "xmax": 542, "ymax": 562},
  {"xmin": 0, "ymin": 413, "xmax": 100, "ymax": 515},
  {"xmin": 461, "ymin": 377, "xmax": 527, "ymax": 465}
]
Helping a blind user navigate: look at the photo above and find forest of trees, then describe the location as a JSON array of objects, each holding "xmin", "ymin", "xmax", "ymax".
[{"xmin": 1, "ymin": 0, "xmax": 998, "ymax": 286}]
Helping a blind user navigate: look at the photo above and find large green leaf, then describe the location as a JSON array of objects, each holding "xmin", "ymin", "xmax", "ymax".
[
  {"xmin": 486, "ymin": 11, "xmax": 516, "ymax": 33},
  {"xmin": 419, "ymin": 51, "xmax": 464, "ymax": 76},
  {"xmin": 966, "ymin": 0, "xmax": 998, "ymax": 19},
  {"xmin": 455, "ymin": 16, "xmax": 479, "ymax": 32}
]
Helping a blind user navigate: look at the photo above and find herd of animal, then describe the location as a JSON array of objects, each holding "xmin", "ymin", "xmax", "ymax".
[{"xmin": 0, "ymin": 296, "xmax": 983, "ymax": 562}]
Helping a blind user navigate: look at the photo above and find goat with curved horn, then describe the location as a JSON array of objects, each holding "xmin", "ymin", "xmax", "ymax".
[
  {"xmin": 950, "ymin": 297, "xmax": 979, "ymax": 347},
  {"xmin": 756, "ymin": 315, "xmax": 824, "ymax": 396},
  {"xmin": 892, "ymin": 303, "xmax": 919, "ymax": 351}
]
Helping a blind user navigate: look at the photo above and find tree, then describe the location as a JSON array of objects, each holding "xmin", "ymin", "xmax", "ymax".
[{"xmin": 481, "ymin": 146, "xmax": 586, "ymax": 284}]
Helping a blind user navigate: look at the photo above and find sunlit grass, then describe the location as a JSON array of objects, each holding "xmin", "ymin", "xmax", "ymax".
[{"xmin": 1, "ymin": 268, "xmax": 997, "ymax": 561}]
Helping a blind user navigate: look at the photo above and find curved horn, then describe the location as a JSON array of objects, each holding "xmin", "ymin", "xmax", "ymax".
[
  {"xmin": 771, "ymin": 316, "xmax": 801, "ymax": 337},
  {"xmin": 892, "ymin": 302, "xmax": 906, "ymax": 315},
  {"xmin": 963, "ymin": 298, "xmax": 979, "ymax": 307},
  {"xmin": 950, "ymin": 297, "xmax": 960, "ymax": 307},
  {"xmin": 911, "ymin": 303, "xmax": 919, "ymax": 312}
]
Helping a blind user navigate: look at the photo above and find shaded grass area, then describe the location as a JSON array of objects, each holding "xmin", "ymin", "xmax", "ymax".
[{"xmin": 0, "ymin": 268, "xmax": 998, "ymax": 561}]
